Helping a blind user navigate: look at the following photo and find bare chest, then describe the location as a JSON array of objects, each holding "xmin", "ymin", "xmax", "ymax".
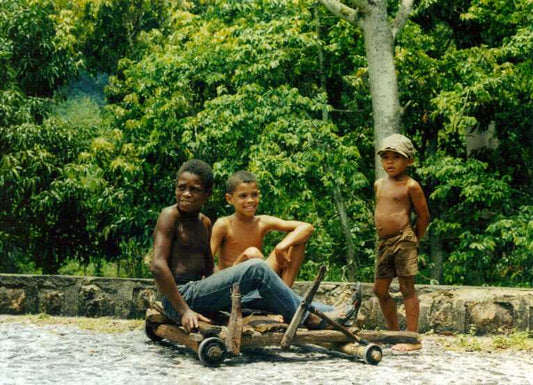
[
  {"xmin": 376, "ymin": 180, "xmax": 411, "ymax": 208},
  {"xmin": 174, "ymin": 221, "xmax": 209, "ymax": 252},
  {"xmin": 225, "ymin": 219, "xmax": 265, "ymax": 249}
]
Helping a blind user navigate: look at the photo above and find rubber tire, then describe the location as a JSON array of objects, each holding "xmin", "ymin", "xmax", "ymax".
[
  {"xmin": 145, "ymin": 321, "xmax": 163, "ymax": 342},
  {"xmin": 198, "ymin": 337, "xmax": 226, "ymax": 367}
]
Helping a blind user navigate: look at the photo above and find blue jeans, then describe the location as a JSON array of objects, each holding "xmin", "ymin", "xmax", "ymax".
[
  {"xmin": 162, "ymin": 259, "xmax": 333, "ymax": 323},
  {"xmin": 241, "ymin": 290, "xmax": 333, "ymax": 314}
]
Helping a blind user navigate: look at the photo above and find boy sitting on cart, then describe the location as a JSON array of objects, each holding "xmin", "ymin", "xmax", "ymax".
[{"xmin": 150, "ymin": 160, "xmax": 352, "ymax": 332}]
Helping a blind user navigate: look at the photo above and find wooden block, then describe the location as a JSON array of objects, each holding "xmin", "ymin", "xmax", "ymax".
[
  {"xmin": 240, "ymin": 329, "xmax": 420, "ymax": 349},
  {"xmin": 357, "ymin": 330, "xmax": 421, "ymax": 344},
  {"xmin": 154, "ymin": 324, "xmax": 200, "ymax": 351},
  {"xmin": 146, "ymin": 307, "xmax": 172, "ymax": 324}
]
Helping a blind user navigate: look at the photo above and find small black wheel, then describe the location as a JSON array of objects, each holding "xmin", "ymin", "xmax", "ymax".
[
  {"xmin": 198, "ymin": 337, "xmax": 226, "ymax": 367},
  {"xmin": 363, "ymin": 344, "xmax": 383, "ymax": 365},
  {"xmin": 145, "ymin": 321, "xmax": 163, "ymax": 342}
]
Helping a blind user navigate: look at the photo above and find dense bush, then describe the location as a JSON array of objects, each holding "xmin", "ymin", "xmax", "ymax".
[{"xmin": 1, "ymin": 0, "xmax": 531, "ymax": 286}]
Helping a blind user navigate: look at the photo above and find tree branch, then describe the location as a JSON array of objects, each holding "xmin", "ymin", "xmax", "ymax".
[
  {"xmin": 346, "ymin": 0, "xmax": 372, "ymax": 13},
  {"xmin": 317, "ymin": 0, "xmax": 360, "ymax": 24},
  {"xmin": 391, "ymin": 0, "xmax": 414, "ymax": 40}
]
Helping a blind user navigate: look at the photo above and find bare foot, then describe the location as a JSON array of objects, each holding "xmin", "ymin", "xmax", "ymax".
[
  {"xmin": 392, "ymin": 343, "xmax": 422, "ymax": 352},
  {"xmin": 305, "ymin": 306, "xmax": 351, "ymax": 330}
]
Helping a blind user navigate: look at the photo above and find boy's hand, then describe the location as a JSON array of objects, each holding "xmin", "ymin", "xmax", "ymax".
[
  {"xmin": 180, "ymin": 309, "xmax": 212, "ymax": 332},
  {"xmin": 274, "ymin": 244, "xmax": 291, "ymax": 267}
]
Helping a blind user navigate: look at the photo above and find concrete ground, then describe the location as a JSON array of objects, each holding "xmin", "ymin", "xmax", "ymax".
[{"xmin": 1, "ymin": 315, "xmax": 532, "ymax": 385}]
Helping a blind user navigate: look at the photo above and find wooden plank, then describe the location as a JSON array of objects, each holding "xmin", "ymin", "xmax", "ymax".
[
  {"xmin": 154, "ymin": 324, "xmax": 201, "ymax": 352},
  {"xmin": 197, "ymin": 321, "xmax": 223, "ymax": 337},
  {"xmin": 145, "ymin": 307, "xmax": 172, "ymax": 324},
  {"xmin": 243, "ymin": 329, "xmax": 352, "ymax": 348},
  {"xmin": 248, "ymin": 321, "xmax": 288, "ymax": 333},
  {"xmin": 357, "ymin": 330, "xmax": 421, "ymax": 344},
  {"xmin": 241, "ymin": 329, "xmax": 420, "ymax": 348},
  {"xmin": 307, "ymin": 306, "xmax": 366, "ymax": 344},
  {"xmin": 225, "ymin": 283, "xmax": 243, "ymax": 354}
]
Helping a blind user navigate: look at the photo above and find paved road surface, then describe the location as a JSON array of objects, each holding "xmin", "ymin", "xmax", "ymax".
[{"xmin": 1, "ymin": 320, "xmax": 531, "ymax": 385}]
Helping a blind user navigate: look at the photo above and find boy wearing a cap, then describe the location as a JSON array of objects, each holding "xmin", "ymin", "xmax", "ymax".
[{"xmin": 373, "ymin": 134, "xmax": 430, "ymax": 351}]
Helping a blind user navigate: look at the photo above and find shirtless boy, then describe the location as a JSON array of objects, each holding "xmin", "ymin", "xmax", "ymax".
[
  {"xmin": 211, "ymin": 171, "xmax": 314, "ymax": 287},
  {"xmin": 373, "ymin": 134, "xmax": 430, "ymax": 351},
  {"xmin": 150, "ymin": 160, "xmax": 347, "ymax": 332}
]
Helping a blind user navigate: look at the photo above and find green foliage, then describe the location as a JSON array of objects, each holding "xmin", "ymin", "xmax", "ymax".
[
  {"xmin": 0, "ymin": 0, "xmax": 82, "ymax": 97},
  {"xmin": 0, "ymin": 118, "xmax": 94, "ymax": 273},
  {"xmin": 452, "ymin": 330, "xmax": 533, "ymax": 352},
  {"xmin": 101, "ymin": 0, "xmax": 373, "ymax": 277},
  {"xmin": 76, "ymin": 0, "xmax": 174, "ymax": 73},
  {"xmin": 418, "ymin": 156, "xmax": 532, "ymax": 285},
  {"xmin": 0, "ymin": 0, "xmax": 531, "ymax": 287}
]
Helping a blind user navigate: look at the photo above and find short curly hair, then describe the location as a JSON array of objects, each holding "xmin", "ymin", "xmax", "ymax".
[
  {"xmin": 176, "ymin": 159, "xmax": 213, "ymax": 191},
  {"xmin": 226, "ymin": 170, "xmax": 257, "ymax": 194}
]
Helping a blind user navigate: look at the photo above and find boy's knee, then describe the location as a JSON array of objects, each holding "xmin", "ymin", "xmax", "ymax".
[
  {"xmin": 398, "ymin": 278, "xmax": 417, "ymax": 298},
  {"xmin": 399, "ymin": 286, "xmax": 417, "ymax": 299},
  {"xmin": 243, "ymin": 247, "xmax": 263, "ymax": 260},
  {"xmin": 244, "ymin": 258, "xmax": 272, "ymax": 281},
  {"xmin": 373, "ymin": 285, "xmax": 389, "ymax": 300},
  {"xmin": 244, "ymin": 258, "xmax": 268, "ymax": 272}
]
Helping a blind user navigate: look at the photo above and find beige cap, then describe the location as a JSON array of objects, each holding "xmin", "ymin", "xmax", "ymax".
[{"xmin": 377, "ymin": 134, "xmax": 415, "ymax": 158}]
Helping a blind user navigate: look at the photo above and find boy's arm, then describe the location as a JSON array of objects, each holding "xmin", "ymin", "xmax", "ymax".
[
  {"xmin": 210, "ymin": 217, "xmax": 228, "ymax": 260},
  {"xmin": 374, "ymin": 178, "xmax": 382, "ymax": 196},
  {"xmin": 408, "ymin": 180, "xmax": 431, "ymax": 240},
  {"xmin": 203, "ymin": 215, "xmax": 215, "ymax": 278},
  {"xmin": 150, "ymin": 208, "xmax": 210, "ymax": 331},
  {"xmin": 264, "ymin": 216, "xmax": 314, "ymax": 260}
]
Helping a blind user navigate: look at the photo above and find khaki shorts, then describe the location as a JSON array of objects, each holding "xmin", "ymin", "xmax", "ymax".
[{"xmin": 375, "ymin": 227, "xmax": 418, "ymax": 279}]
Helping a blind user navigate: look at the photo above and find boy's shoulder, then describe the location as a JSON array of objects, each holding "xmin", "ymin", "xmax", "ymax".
[
  {"xmin": 405, "ymin": 175, "xmax": 422, "ymax": 188},
  {"xmin": 159, "ymin": 205, "xmax": 211, "ymax": 226},
  {"xmin": 375, "ymin": 177, "xmax": 385, "ymax": 185},
  {"xmin": 256, "ymin": 214, "xmax": 281, "ymax": 223},
  {"xmin": 160, "ymin": 204, "xmax": 179, "ymax": 218},
  {"xmin": 199, "ymin": 212, "xmax": 212, "ymax": 227},
  {"xmin": 213, "ymin": 215, "xmax": 230, "ymax": 228},
  {"xmin": 376, "ymin": 175, "xmax": 419, "ymax": 186}
]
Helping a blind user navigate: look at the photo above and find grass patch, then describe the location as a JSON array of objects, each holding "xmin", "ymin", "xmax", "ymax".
[
  {"xmin": 0, "ymin": 314, "xmax": 144, "ymax": 333},
  {"xmin": 428, "ymin": 331, "xmax": 533, "ymax": 352}
]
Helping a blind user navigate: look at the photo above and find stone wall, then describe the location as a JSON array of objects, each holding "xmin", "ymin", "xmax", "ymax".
[
  {"xmin": 1, "ymin": 274, "xmax": 532, "ymax": 335},
  {"xmin": 0, "ymin": 274, "xmax": 155, "ymax": 319},
  {"xmin": 306, "ymin": 282, "xmax": 533, "ymax": 335}
]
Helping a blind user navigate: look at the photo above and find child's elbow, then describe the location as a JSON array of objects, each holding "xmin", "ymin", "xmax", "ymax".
[
  {"xmin": 150, "ymin": 260, "xmax": 165, "ymax": 279},
  {"xmin": 305, "ymin": 223, "xmax": 315, "ymax": 235}
]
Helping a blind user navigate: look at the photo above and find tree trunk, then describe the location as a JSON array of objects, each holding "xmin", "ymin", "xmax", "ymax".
[
  {"xmin": 315, "ymin": 8, "xmax": 357, "ymax": 280},
  {"xmin": 331, "ymin": 175, "xmax": 357, "ymax": 280},
  {"xmin": 425, "ymin": 122, "xmax": 443, "ymax": 283},
  {"xmin": 429, "ymin": 227, "xmax": 443, "ymax": 283},
  {"xmin": 358, "ymin": 0, "xmax": 401, "ymax": 179}
]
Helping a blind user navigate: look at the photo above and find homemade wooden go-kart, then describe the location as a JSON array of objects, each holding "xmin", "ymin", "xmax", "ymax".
[{"xmin": 145, "ymin": 266, "xmax": 421, "ymax": 367}]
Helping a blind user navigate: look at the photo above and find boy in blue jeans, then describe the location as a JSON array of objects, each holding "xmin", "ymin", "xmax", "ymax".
[{"xmin": 150, "ymin": 160, "xmax": 349, "ymax": 331}]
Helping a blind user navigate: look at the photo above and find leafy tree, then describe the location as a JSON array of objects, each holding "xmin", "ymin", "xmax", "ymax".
[
  {"xmin": 317, "ymin": 0, "xmax": 416, "ymax": 178},
  {"xmin": 0, "ymin": 0, "xmax": 81, "ymax": 97},
  {"xmin": 0, "ymin": 0, "xmax": 530, "ymax": 286},
  {"xmin": 75, "ymin": 0, "xmax": 175, "ymax": 74},
  {"xmin": 418, "ymin": 157, "xmax": 532, "ymax": 285},
  {"xmin": 0, "ymin": 118, "xmax": 94, "ymax": 273},
  {"xmin": 101, "ymin": 1, "xmax": 374, "ymax": 280}
]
